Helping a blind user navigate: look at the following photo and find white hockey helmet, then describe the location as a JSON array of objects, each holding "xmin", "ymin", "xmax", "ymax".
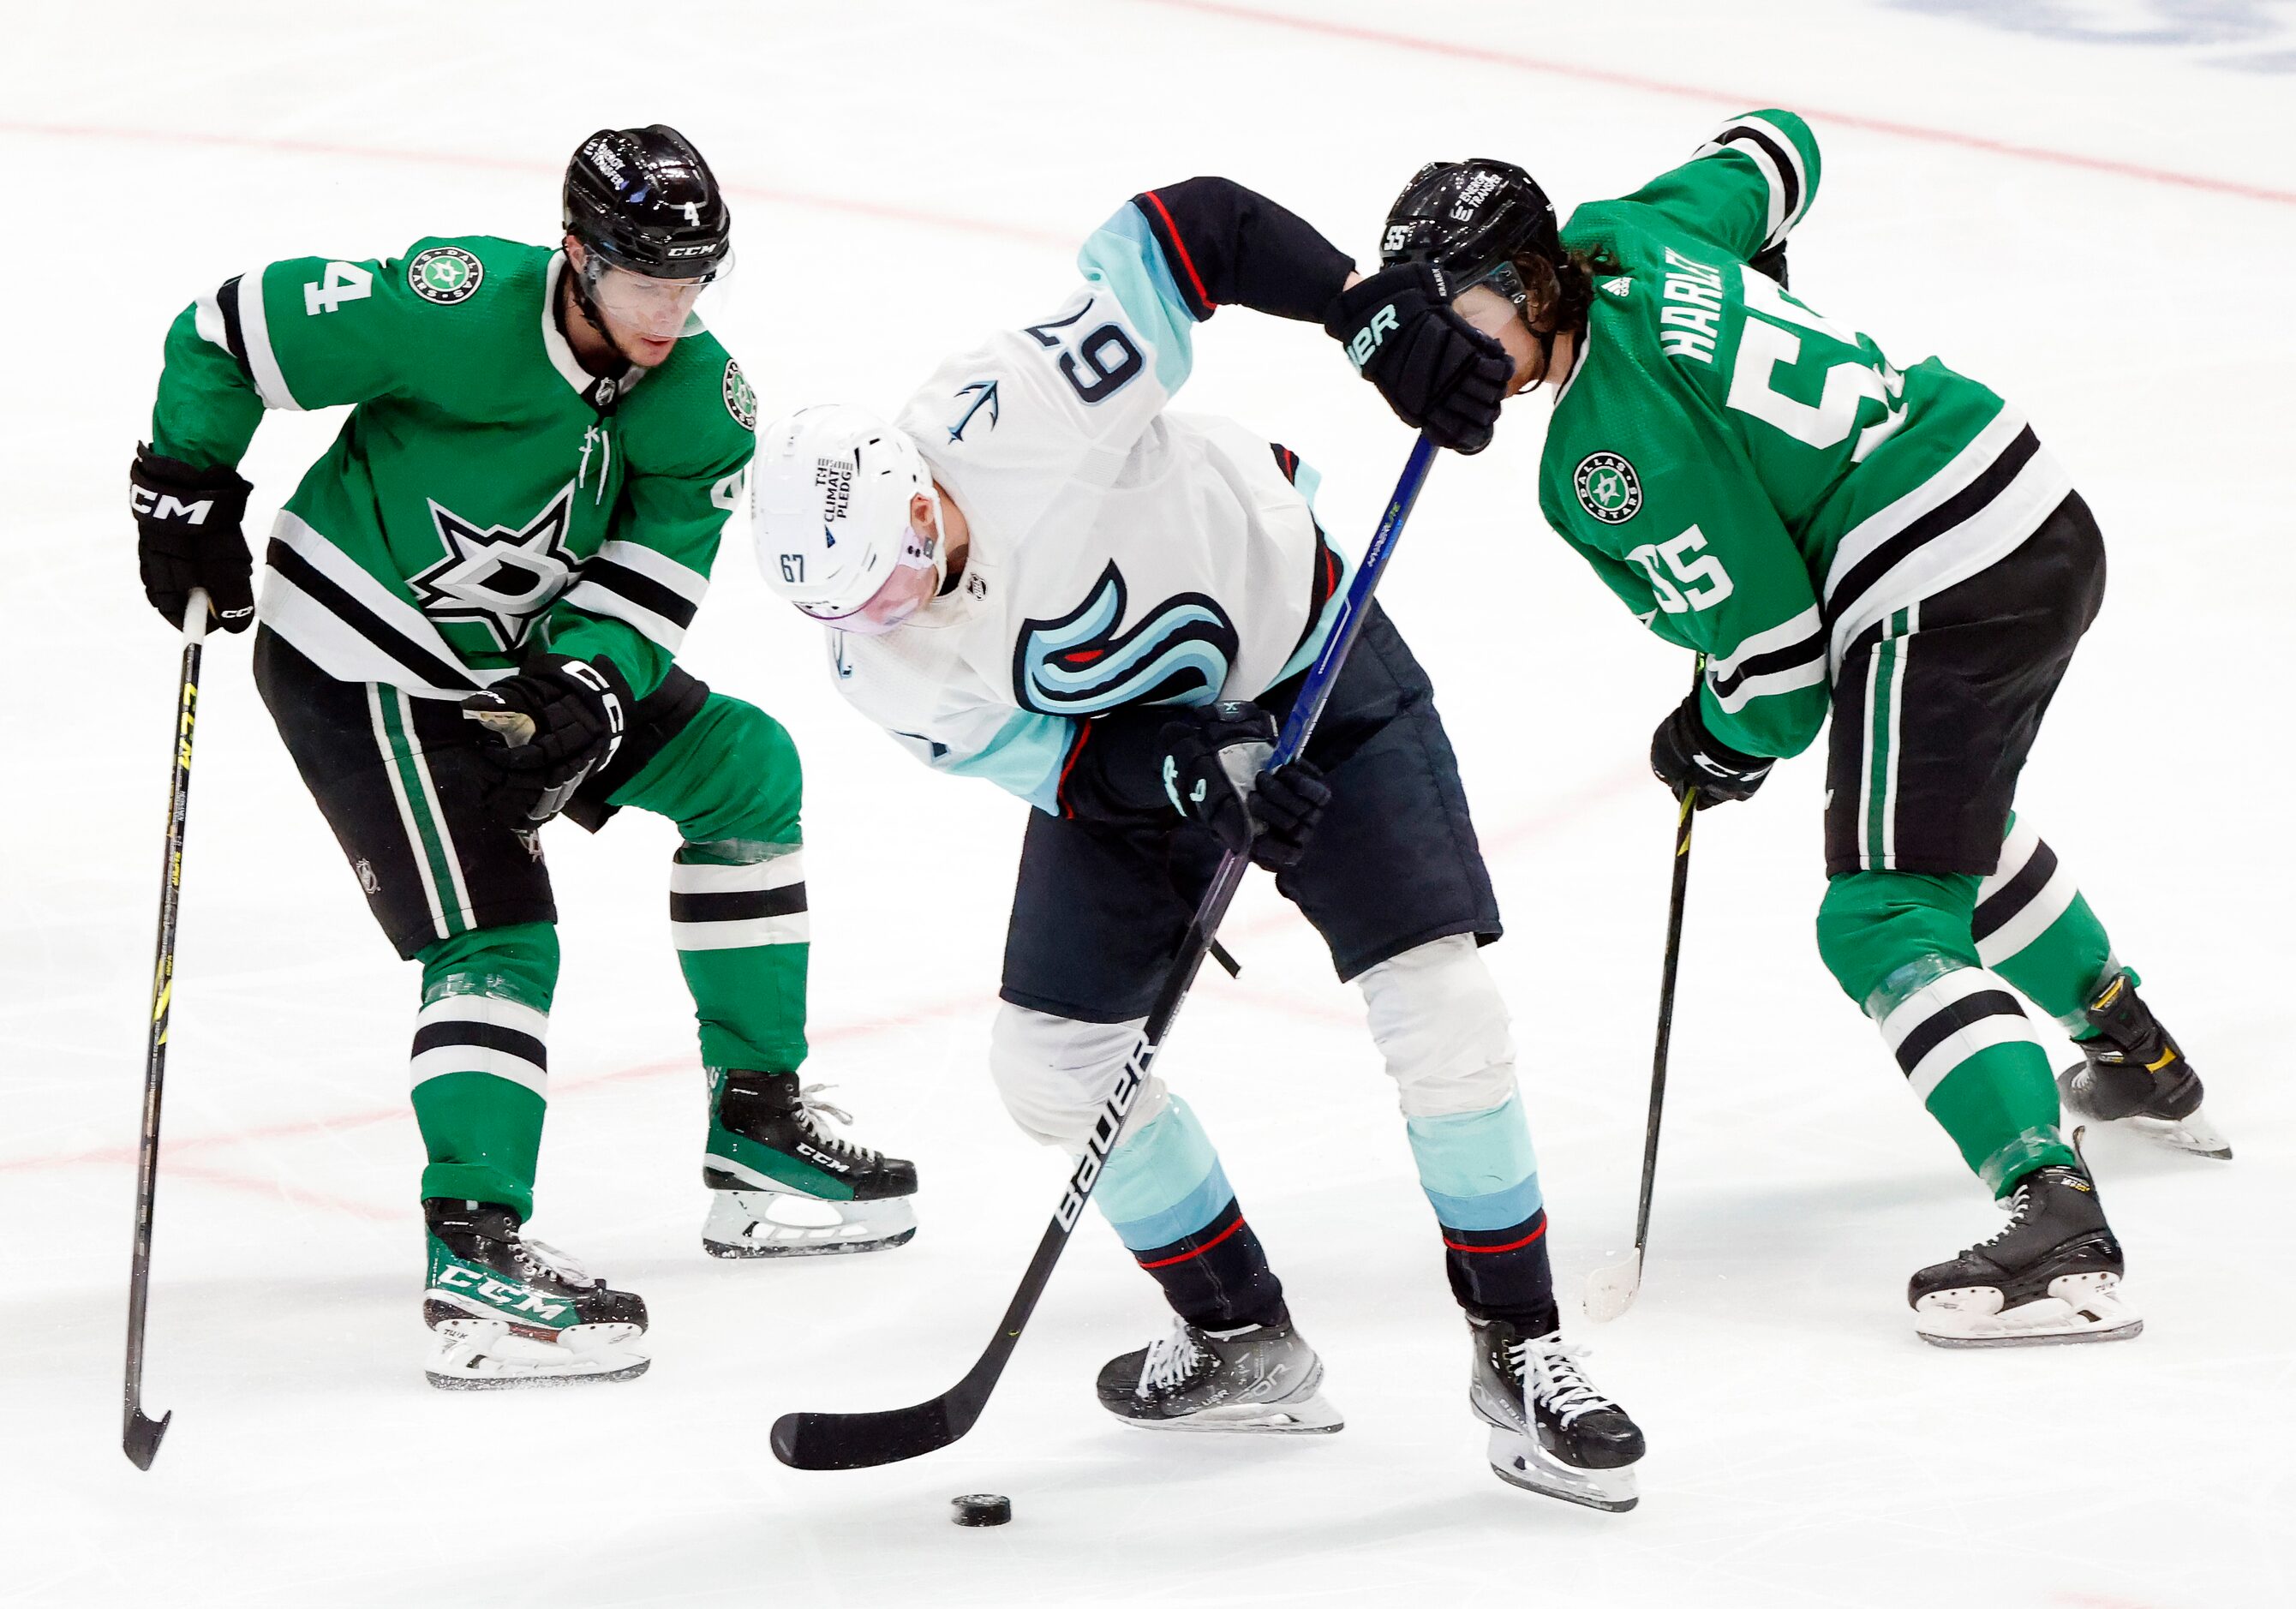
[{"xmin": 752, "ymin": 404, "xmax": 942, "ymax": 634}]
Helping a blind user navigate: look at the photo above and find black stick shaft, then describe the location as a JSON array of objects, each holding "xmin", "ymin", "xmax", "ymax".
[
  {"xmin": 1629, "ymin": 786, "xmax": 1694, "ymax": 1258},
  {"xmin": 123, "ymin": 590, "xmax": 207, "ymax": 1469}
]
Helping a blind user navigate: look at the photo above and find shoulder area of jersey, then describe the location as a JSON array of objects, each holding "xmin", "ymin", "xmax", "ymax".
[
  {"xmin": 623, "ymin": 326, "xmax": 756, "ymax": 436},
  {"xmin": 385, "ymin": 236, "xmax": 546, "ymax": 311}
]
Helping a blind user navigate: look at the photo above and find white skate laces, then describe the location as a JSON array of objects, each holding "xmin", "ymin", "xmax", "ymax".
[
  {"xmin": 792, "ymin": 1083, "xmax": 880, "ymax": 1160},
  {"xmin": 515, "ymin": 1235, "xmax": 598, "ymax": 1289},
  {"xmin": 1512, "ymin": 1333, "xmax": 1616, "ymax": 1426},
  {"xmin": 1138, "ymin": 1319, "xmax": 1211, "ymax": 1396},
  {"xmin": 1974, "ymin": 1183, "xmax": 2038, "ymax": 1249}
]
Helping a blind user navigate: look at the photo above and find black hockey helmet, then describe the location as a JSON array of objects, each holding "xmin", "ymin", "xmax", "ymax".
[
  {"xmin": 1380, "ymin": 158, "xmax": 1563, "ymax": 308},
  {"xmin": 562, "ymin": 125, "xmax": 730, "ymax": 281}
]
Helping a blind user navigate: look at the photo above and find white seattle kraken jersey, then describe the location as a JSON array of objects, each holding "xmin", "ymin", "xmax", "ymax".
[{"xmin": 825, "ymin": 204, "xmax": 1349, "ymax": 813}]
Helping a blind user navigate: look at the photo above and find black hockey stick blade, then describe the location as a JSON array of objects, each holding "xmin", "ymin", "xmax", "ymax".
[
  {"xmin": 124, "ymin": 1407, "xmax": 171, "ymax": 1470},
  {"xmin": 772, "ymin": 1331, "xmax": 1007, "ymax": 1469}
]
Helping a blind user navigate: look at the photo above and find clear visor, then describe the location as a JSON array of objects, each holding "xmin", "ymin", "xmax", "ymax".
[
  {"xmin": 798, "ymin": 527, "xmax": 940, "ymax": 637},
  {"xmin": 580, "ymin": 255, "xmax": 727, "ymax": 341}
]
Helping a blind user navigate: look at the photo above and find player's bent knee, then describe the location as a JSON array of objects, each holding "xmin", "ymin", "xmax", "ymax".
[
  {"xmin": 1815, "ymin": 871, "xmax": 1982, "ymax": 1011},
  {"xmin": 416, "ymin": 920, "xmax": 560, "ymax": 1008},
  {"xmin": 989, "ymin": 1004, "xmax": 1169, "ymax": 1151},
  {"xmin": 1358, "ymin": 933, "xmax": 1519, "ymax": 1118},
  {"xmin": 669, "ymin": 696, "xmax": 804, "ymax": 843}
]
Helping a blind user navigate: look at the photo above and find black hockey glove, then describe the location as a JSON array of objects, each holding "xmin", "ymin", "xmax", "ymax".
[
  {"xmin": 1650, "ymin": 691, "xmax": 1773, "ymax": 810},
  {"xmin": 1749, "ymin": 242, "xmax": 1790, "ymax": 289},
  {"xmin": 1153, "ymin": 703, "xmax": 1330, "ymax": 870},
  {"xmin": 1324, "ymin": 264, "xmax": 1512, "ymax": 454},
  {"xmin": 131, "ymin": 445, "xmax": 255, "ymax": 633},
  {"xmin": 1061, "ymin": 702, "xmax": 1331, "ymax": 870},
  {"xmin": 461, "ymin": 654, "xmax": 631, "ymax": 827}
]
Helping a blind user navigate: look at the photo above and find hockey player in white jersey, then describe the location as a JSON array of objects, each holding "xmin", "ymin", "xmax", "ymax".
[{"xmin": 751, "ymin": 178, "xmax": 1644, "ymax": 1509}]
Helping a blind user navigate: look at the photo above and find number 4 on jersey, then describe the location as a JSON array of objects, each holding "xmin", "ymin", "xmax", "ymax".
[{"xmin": 304, "ymin": 261, "xmax": 374, "ymax": 316}]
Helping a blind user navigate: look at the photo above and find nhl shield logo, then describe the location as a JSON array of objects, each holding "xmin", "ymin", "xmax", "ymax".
[
  {"xmin": 409, "ymin": 247, "xmax": 484, "ymax": 305},
  {"xmin": 1574, "ymin": 452, "xmax": 1642, "ymax": 524}
]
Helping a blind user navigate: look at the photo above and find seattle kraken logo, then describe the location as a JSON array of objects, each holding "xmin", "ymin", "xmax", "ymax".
[
  {"xmin": 410, "ymin": 483, "xmax": 581, "ymax": 650},
  {"xmin": 1013, "ymin": 562, "xmax": 1238, "ymax": 715},
  {"xmin": 948, "ymin": 380, "xmax": 1000, "ymax": 441}
]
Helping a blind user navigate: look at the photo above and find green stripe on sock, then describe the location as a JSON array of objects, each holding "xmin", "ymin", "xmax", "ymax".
[
  {"xmin": 680, "ymin": 943, "xmax": 810, "ymax": 1071},
  {"xmin": 413, "ymin": 1070, "xmax": 546, "ymax": 1219},
  {"xmin": 1865, "ymin": 620, "xmax": 1901, "ymax": 868}
]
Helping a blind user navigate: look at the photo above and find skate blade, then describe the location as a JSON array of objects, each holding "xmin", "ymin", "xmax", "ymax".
[
  {"xmin": 1486, "ymin": 1427, "xmax": 1639, "ymax": 1512},
  {"xmin": 424, "ymin": 1318, "xmax": 651, "ymax": 1389},
  {"xmin": 703, "ymin": 1187, "xmax": 917, "ymax": 1258},
  {"xmin": 1113, "ymin": 1391, "xmax": 1345, "ymax": 1434},
  {"xmin": 2124, "ymin": 1106, "xmax": 2232, "ymax": 1161},
  {"xmin": 1915, "ymin": 1271, "xmax": 2144, "ymax": 1349}
]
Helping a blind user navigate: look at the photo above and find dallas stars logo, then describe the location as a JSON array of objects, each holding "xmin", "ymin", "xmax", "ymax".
[
  {"xmin": 1573, "ymin": 451, "xmax": 1642, "ymax": 524},
  {"xmin": 410, "ymin": 484, "xmax": 581, "ymax": 649}
]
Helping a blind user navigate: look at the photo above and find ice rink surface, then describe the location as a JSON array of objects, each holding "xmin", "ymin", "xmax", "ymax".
[{"xmin": 4, "ymin": 2, "xmax": 2293, "ymax": 1603}]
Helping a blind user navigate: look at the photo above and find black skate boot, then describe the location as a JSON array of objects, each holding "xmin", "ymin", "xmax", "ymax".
[
  {"xmin": 422, "ymin": 1198, "xmax": 649, "ymax": 1389},
  {"xmin": 1909, "ymin": 1165, "xmax": 2140, "ymax": 1347},
  {"xmin": 2056, "ymin": 970, "xmax": 2229, "ymax": 1159},
  {"xmin": 1095, "ymin": 1316, "xmax": 1342, "ymax": 1434},
  {"xmin": 1468, "ymin": 1317, "xmax": 1643, "ymax": 1511},
  {"xmin": 702, "ymin": 1071, "xmax": 918, "ymax": 1257}
]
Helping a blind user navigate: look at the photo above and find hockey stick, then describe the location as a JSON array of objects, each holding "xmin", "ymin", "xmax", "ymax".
[
  {"xmin": 1583, "ymin": 661, "xmax": 1702, "ymax": 1324},
  {"xmin": 771, "ymin": 436, "xmax": 1440, "ymax": 1471},
  {"xmin": 123, "ymin": 587, "xmax": 209, "ymax": 1469}
]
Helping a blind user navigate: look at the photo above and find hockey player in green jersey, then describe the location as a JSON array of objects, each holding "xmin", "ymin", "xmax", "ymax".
[
  {"xmin": 1333, "ymin": 115, "xmax": 2233, "ymax": 1346},
  {"xmin": 129, "ymin": 126, "xmax": 919, "ymax": 1390}
]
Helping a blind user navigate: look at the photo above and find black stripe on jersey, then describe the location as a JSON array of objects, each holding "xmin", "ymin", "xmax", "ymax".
[
  {"xmin": 1708, "ymin": 624, "xmax": 1826, "ymax": 702},
  {"xmin": 669, "ymin": 885, "xmax": 808, "ymax": 925},
  {"xmin": 216, "ymin": 275, "xmax": 257, "ymax": 384},
  {"xmin": 1269, "ymin": 441, "xmax": 1301, "ymax": 484},
  {"xmin": 1893, "ymin": 990, "xmax": 2024, "ymax": 1078},
  {"xmin": 1972, "ymin": 839, "xmax": 2060, "ymax": 942},
  {"xmin": 410, "ymin": 1020, "xmax": 548, "ymax": 1068},
  {"xmin": 1825, "ymin": 428, "xmax": 2043, "ymax": 630},
  {"xmin": 266, "ymin": 538, "xmax": 483, "ymax": 694},
  {"xmin": 1713, "ymin": 124, "xmax": 1801, "ymax": 237},
  {"xmin": 577, "ymin": 557, "xmax": 701, "ymax": 631}
]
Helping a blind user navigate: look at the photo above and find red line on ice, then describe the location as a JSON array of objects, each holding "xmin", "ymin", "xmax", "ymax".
[
  {"xmin": 1134, "ymin": 0, "xmax": 2296, "ymax": 208},
  {"xmin": 0, "ymin": 121, "xmax": 1075, "ymax": 248}
]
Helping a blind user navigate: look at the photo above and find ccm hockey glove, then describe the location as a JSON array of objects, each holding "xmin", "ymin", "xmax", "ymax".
[
  {"xmin": 1325, "ymin": 263, "xmax": 1512, "ymax": 453},
  {"xmin": 461, "ymin": 654, "xmax": 631, "ymax": 827},
  {"xmin": 1650, "ymin": 691, "xmax": 1774, "ymax": 810},
  {"xmin": 131, "ymin": 445, "xmax": 255, "ymax": 632}
]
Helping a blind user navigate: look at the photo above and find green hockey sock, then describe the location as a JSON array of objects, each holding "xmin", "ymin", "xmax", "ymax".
[
  {"xmin": 410, "ymin": 922, "xmax": 559, "ymax": 1219},
  {"xmin": 609, "ymin": 693, "xmax": 810, "ymax": 1073},
  {"xmin": 1970, "ymin": 813, "xmax": 2129, "ymax": 1039},
  {"xmin": 1817, "ymin": 871, "xmax": 2076, "ymax": 1196}
]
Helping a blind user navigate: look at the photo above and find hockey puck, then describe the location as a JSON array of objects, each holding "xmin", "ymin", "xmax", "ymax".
[{"xmin": 951, "ymin": 1493, "xmax": 1012, "ymax": 1527}]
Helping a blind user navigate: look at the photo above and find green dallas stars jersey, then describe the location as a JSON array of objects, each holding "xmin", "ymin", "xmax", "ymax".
[
  {"xmin": 149, "ymin": 237, "xmax": 756, "ymax": 699},
  {"xmin": 1539, "ymin": 111, "xmax": 2072, "ymax": 757}
]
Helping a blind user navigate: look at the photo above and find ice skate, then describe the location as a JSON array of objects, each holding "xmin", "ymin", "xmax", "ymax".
[
  {"xmin": 2057, "ymin": 970, "xmax": 2229, "ymax": 1160},
  {"xmin": 1469, "ymin": 1317, "xmax": 1643, "ymax": 1511},
  {"xmin": 1910, "ymin": 1165, "xmax": 2140, "ymax": 1347},
  {"xmin": 1095, "ymin": 1316, "xmax": 1343, "ymax": 1433},
  {"xmin": 702, "ymin": 1071, "xmax": 918, "ymax": 1257},
  {"xmin": 422, "ymin": 1199, "xmax": 649, "ymax": 1390}
]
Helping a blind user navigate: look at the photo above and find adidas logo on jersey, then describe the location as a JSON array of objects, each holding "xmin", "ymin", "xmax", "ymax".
[{"xmin": 1602, "ymin": 278, "xmax": 1633, "ymax": 299}]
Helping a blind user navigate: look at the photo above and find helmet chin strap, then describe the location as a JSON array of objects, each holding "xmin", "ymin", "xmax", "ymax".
[{"xmin": 922, "ymin": 485, "xmax": 958, "ymax": 597}]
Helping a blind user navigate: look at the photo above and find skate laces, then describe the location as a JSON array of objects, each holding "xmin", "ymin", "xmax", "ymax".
[
  {"xmin": 792, "ymin": 1083, "xmax": 880, "ymax": 1160},
  {"xmin": 1137, "ymin": 1319, "xmax": 1211, "ymax": 1396},
  {"xmin": 1511, "ymin": 1332, "xmax": 1617, "ymax": 1426},
  {"xmin": 1972, "ymin": 1183, "xmax": 2037, "ymax": 1251},
  {"xmin": 515, "ymin": 1235, "xmax": 598, "ymax": 1289}
]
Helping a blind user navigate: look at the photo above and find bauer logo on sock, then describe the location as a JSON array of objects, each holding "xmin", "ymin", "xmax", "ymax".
[
  {"xmin": 1575, "ymin": 452, "xmax": 1641, "ymax": 523},
  {"xmin": 408, "ymin": 247, "xmax": 484, "ymax": 305}
]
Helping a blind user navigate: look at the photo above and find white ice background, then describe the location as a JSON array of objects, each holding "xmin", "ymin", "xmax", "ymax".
[{"xmin": 3, "ymin": 3, "xmax": 2293, "ymax": 1605}]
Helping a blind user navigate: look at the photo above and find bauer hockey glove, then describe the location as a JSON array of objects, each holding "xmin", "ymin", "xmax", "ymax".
[
  {"xmin": 461, "ymin": 654, "xmax": 631, "ymax": 827},
  {"xmin": 131, "ymin": 445, "xmax": 255, "ymax": 633},
  {"xmin": 1325, "ymin": 263, "xmax": 1512, "ymax": 454},
  {"xmin": 1649, "ymin": 691, "xmax": 1774, "ymax": 809}
]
